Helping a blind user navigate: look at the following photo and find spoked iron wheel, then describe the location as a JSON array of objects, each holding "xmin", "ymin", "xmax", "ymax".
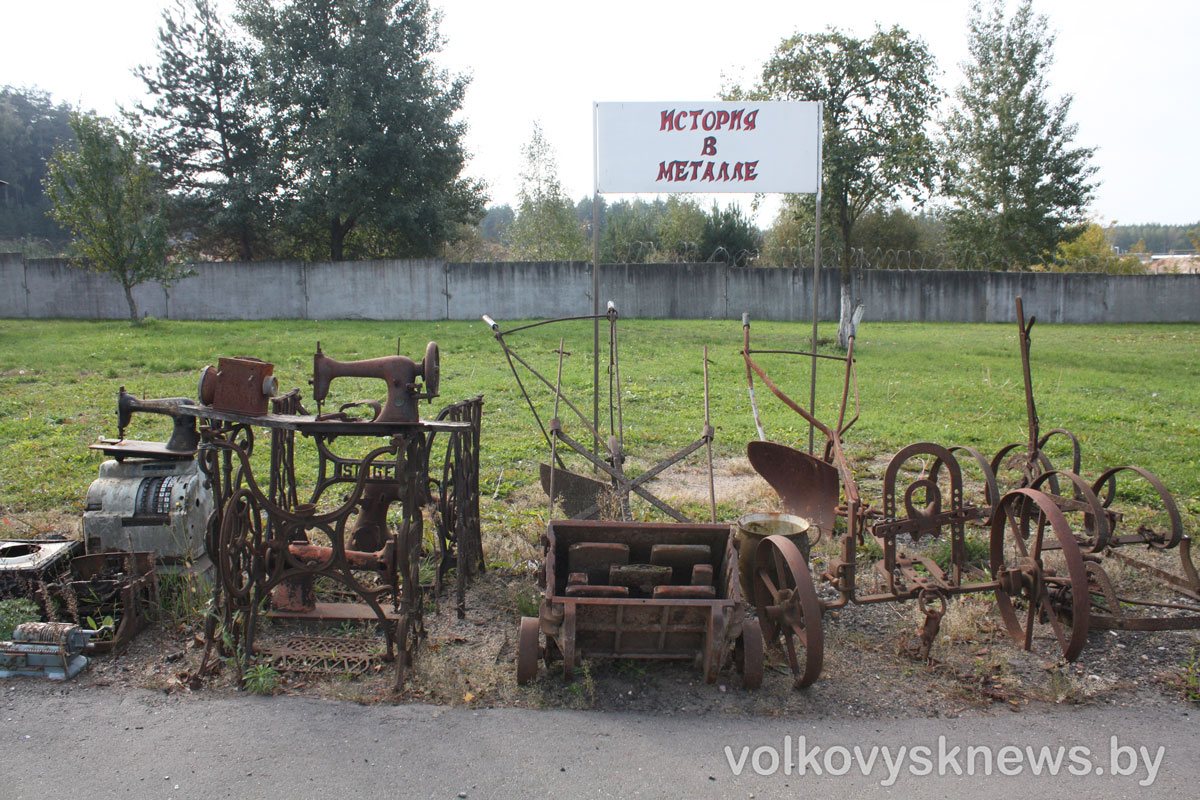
[
  {"xmin": 990, "ymin": 488, "xmax": 1091, "ymax": 662},
  {"xmin": 753, "ymin": 534, "xmax": 824, "ymax": 688}
]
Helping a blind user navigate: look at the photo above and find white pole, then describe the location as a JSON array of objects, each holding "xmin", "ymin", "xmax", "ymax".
[
  {"xmin": 592, "ymin": 103, "xmax": 601, "ymax": 460},
  {"xmin": 809, "ymin": 102, "xmax": 823, "ymax": 455}
]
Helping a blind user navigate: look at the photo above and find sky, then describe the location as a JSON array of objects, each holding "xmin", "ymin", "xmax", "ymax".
[{"xmin": 2, "ymin": 0, "xmax": 1197, "ymax": 226}]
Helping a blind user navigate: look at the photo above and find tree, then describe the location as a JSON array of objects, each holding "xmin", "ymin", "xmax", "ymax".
[
  {"xmin": 43, "ymin": 113, "xmax": 182, "ymax": 322},
  {"xmin": 1053, "ymin": 223, "xmax": 1143, "ymax": 273},
  {"xmin": 598, "ymin": 199, "xmax": 663, "ymax": 263},
  {"xmin": 136, "ymin": 0, "xmax": 269, "ymax": 260},
  {"xmin": 505, "ymin": 123, "xmax": 587, "ymax": 261},
  {"xmin": 239, "ymin": 0, "xmax": 486, "ymax": 260},
  {"xmin": 701, "ymin": 203, "xmax": 759, "ymax": 264},
  {"xmin": 480, "ymin": 205, "xmax": 514, "ymax": 243},
  {"xmin": 0, "ymin": 86, "xmax": 75, "ymax": 247},
  {"xmin": 658, "ymin": 197, "xmax": 706, "ymax": 261},
  {"xmin": 731, "ymin": 26, "xmax": 941, "ymax": 347},
  {"xmin": 943, "ymin": 0, "xmax": 1097, "ymax": 268}
]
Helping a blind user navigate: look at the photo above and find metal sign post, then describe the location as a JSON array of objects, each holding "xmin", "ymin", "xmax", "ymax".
[{"xmin": 810, "ymin": 108, "xmax": 823, "ymax": 454}]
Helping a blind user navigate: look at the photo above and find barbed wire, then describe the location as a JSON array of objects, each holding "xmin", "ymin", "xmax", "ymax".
[{"xmin": 603, "ymin": 240, "xmax": 1155, "ymax": 273}]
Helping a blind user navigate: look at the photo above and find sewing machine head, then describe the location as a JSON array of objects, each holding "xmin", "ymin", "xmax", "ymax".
[
  {"xmin": 116, "ymin": 387, "xmax": 201, "ymax": 452},
  {"xmin": 310, "ymin": 341, "xmax": 440, "ymax": 423}
]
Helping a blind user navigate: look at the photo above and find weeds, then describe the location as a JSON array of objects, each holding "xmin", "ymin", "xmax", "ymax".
[
  {"xmin": 1180, "ymin": 649, "xmax": 1200, "ymax": 703},
  {"xmin": 565, "ymin": 662, "xmax": 596, "ymax": 708},
  {"xmin": 156, "ymin": 571, "xmax": 212, "ymax": 629},
  {"xmin": 930, "ymin": 534, "xmax": 991, "ymax": 574},
  {"xmin": 243, "ymin": 661, "xmax": 281, "ymax": 695},
  {"xmin": 0, "ymin": 597, "xmax": 40, "ymax": 640}
]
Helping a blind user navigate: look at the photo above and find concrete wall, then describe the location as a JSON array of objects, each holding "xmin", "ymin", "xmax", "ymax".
[{"xmin": 3, "ymin": 255, "xmax": 1199, "ymax": 323}]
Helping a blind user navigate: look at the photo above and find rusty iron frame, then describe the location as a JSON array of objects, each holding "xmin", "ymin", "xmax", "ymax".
[
  {"xmin": 427, "ymin": 395, "xmax": 485, "ymax": 618},
  {"xmin": 740, "ymin": 314, "xmax": 1091, "ymax": 687},
  {"xmin": 484, "ymin": 305, "xmax": 717, "ymax": 524},
  {"xmin": 186, "ymin": 398, "xmax": 474, "ymax": 691},
  {"xmin": 42, "ymin": 551, "xmax": 158, "ymax": 655},
  {"xmin": 989, "ymin": 297, "xmax": 1199, "ymax": 633},
  {"xmin": 517, "ymin": 519, "xmax": 762, "ymax": 689}
]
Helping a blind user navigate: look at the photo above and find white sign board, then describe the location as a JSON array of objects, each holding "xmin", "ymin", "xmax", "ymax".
[{"xmin": 594, "ymin": 101, "xmax": 820, "ymax": 194}]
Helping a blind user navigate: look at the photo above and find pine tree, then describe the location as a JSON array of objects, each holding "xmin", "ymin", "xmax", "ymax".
[
  {"xmin": 136, "ymin": 0, "xmax": 268, "ymax": 260},
  {"xmin": 239, "ymin": 0, "xmax": 485, "ymax": 260}
]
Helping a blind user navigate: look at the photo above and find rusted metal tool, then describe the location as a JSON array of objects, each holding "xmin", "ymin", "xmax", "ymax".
[
  {"xmin": 988, "ymin": 298, "xmax": 1198, "ymax": 634},
  {"xmin": 517, "ymin": 520, "xmax": 763, "ymax": 689},
  {"xmin": 484, "ymin": 304, "xmax": 717, "ymax": 524},
  {"xmin": 43, "ymin": 551, "xmax": 158, "ymax": 655},
  {"xmin": 310, "ymin": 341, "xmax": 439, "ymax": 423},
  {"xmin": 740, "ymin": 314, "xmax": 1089, "ymax": 687},
  {"xmin": 199, "ymin": 357, "xmax": 278, "ymax": 416},
  {"xmin": 181, "ymin": 347, "xmax": 479, "ymax": 691}
]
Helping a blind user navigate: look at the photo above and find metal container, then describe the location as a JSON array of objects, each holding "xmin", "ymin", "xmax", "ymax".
[
  {"xmin": 199, "ymin": 356, "xmax": 277, "ymax": 416},
  {"xmin": 736, "ymin": 512, "xmax": 811, "ymax": 602},
  {"xmin": 517, "ymin": 520, "xmax": 763, "ymax": 689}
]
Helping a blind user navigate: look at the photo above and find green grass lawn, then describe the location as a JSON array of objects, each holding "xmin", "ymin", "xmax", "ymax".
[{"xmin": 1, "ymin": 316, "xmax": 1198, "ymax": 526}]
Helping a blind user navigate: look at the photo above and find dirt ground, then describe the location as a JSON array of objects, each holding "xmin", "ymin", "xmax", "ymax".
[{"xmin": 4, "ymin": 459, "xmax": 1199, "ymax": 718}]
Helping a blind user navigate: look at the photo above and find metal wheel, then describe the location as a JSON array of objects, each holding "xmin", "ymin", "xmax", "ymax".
[
  {"xmin": 990, "ymin": 444, "xmax": 1057, "ymax": 497},
  {"xmin": 1091, "ymin": 466, "xmax": 1183, "ymax": 550},
  {"xmin": 753, "ymin": 534, "xmax": 824, "ymax": 688},
  {"xmin": 735, "ymin": 617, "xmax": 764, "ymax": 690},
  {"xmin": 940, "ymin": 445, "xmax": 1001, "ymax": 517},
  {"xmin": 990, "ymin": 488, "xmax": 1090, "ymax": 662},
  {"xmin": 1030, "ymin": 469, "xmax": 1112, "ymax": 553},
  {"xmin": 516, "ymin": 616, "xmax": 540, "ymax": 685},
  {"xmin": 1085, "ymin": 561, "xmax": 1121, "ymax": 619}
]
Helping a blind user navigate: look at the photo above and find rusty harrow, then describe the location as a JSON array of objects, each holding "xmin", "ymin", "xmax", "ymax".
[
  {"xmin": 988, "ymin": 298, "xmax": 1198, "ymax": 635},
  {"xmin": 740, "ymin": 298, "xmax": 1198, "ymax": 689},
  {"xmin": 741, "ymin": 316, "xmax": 1011, "ymax": 687}
]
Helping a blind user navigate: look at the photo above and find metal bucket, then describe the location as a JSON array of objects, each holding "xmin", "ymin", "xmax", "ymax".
[{"xmin": 736, "ymin": 512, "xmax": 812, "ymax": 601}]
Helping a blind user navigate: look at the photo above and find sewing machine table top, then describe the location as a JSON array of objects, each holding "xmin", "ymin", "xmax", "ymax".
[{"xmin": 173, "ymin": 404, "xmax": 471, "ymax": 436}]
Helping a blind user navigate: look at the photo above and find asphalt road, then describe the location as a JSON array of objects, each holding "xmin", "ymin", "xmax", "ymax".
[{"xmin": 3, "ymin": 684, "xmax": 1196, "ymax": 799}]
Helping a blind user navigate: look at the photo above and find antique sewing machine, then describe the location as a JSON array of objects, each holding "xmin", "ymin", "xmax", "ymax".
[
  {"xmin": 85, "ymin": 388, "xmax": 213, "ymax": 576},
  {"xmin": 307, "ymin": 342, "xmax": 441, "ymax": 551},
  {"xmin": 310, "ymin": 341, "xmax": 440, "ymax": 423}
]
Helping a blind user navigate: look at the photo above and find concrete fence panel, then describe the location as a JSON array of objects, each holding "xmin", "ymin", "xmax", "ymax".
[
  {"xmin": 3, "ymin": 254, "xmax": 1199, "ymax": 324},
  {"xmin": 446, "ymin": 261, "xmax": 593, "ymax": 321},
  {"xmin": 305, "ymin": 259, "xmax": 445, "ymax": 321},
  {"xmin": 601, "ymin": 263, "xmax": 727, "ymax": 319},
  {"xmin": 165, "ymin": 261, "xmax": 305, "ymax": 320},
  {"xmin": 23, "ymin": 258, "xmax": 168, "ymax": 320},
  {"xmin": 0, "ymin": 253, "xmax": 27, "ymax": 318}
]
